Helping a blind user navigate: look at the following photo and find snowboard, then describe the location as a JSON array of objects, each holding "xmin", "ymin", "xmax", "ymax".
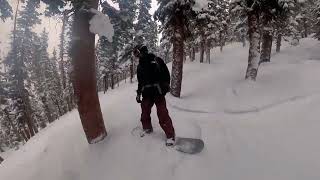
[
  {"xmin": 174, "ymin": 137, "xmax": 204, "ymax": 154},
  {"xmin": 131, "ymin": 127, "xmax": 205, "ymax": 154}
]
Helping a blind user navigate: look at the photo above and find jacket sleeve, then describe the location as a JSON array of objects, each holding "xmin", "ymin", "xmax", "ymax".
[{"xmin": 137, "ymin": 65, "xmax": 143, "ymax": 95}]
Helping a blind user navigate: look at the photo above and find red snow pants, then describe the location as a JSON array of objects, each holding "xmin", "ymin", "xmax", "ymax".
[{"xmin": 140, "ymin": 96, "xmax": 175, "ymax": 139}]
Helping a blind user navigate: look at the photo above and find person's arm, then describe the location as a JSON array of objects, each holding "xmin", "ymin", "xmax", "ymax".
[{"xmin": 137, "ymin": 65, "xmax": 143, "ymax": 95}]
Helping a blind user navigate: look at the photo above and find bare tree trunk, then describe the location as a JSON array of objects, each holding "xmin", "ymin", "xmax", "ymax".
[
  {"xmin": 111, "ymin": 73, "xmax": 114, "ymax": 89},
  {"xmin": 103, "ymin": 74, "xmax": 107, "ymax": 94},
  {"xmin": 276, "ymin": 33, "xmax": 282, "ymax": 53},
  {"xmin": 219, "ymin": 30, "xmax": 224, "ymax": 52},
  {"xmin": 303, "ymin": 18, "xmax": 308, "ymax": 38},
  {"xmin": 117, "ymin": 75, "xmax": 119, "ymax": 87},
  {"xmin": 170, "ymin": 14, "xmax": 184, "ymax": 98},
  {"xmin": 245, "ymin": 11, "xmax": 261, "ymax": 81},
  {"xmin": 191, "ymin": 47, "xmax": 195, "ymax": 62},
  {"xmin": 199, "ymin": 32, "xmax": 205, "ymax": 63},
  {"xmin": 0, "ymin": 156, "xmax": 3, "ymax": 163},
  {"xmin": 241, "ymin": 34, "xmax": 246, "ymax": 47},
  {"xmin": 130, "ymin": 57, "xmax": 134, "ymax": 83},
  {"xmin": 260, "ymin": 13, "xmax": 273, "ymax": 64},
  {"xmin": 71, "ymin": 1, "xmax": 107, "ymax": 144},
  {"xmin": 205, "ymin": 40, "xmax": 211, "ymax": 64}
]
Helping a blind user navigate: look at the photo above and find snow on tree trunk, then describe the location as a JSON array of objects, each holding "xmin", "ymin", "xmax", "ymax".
[
  {"xmin": 260, "ymin": 13, "xmax": 273, "ymax": 63},
  {"xmin": 171, "ymin": 15, "xmax": 184, "ymax": 98},
  {"xmin": 71, "ymin": 1, "xmax": 107, "ymax": 144},
  {"xmin": 276, "ymin": 33, "xmax": 282, "ymax": 53},
  {"xmin": 245, "ymin": 11, "xmax": 260, "ymax": 81}
]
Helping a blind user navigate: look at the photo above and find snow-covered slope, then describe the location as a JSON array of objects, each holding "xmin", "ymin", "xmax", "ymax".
[{"xmin": 1, "ymin": 38, "xmax": 320, "ymax": 180}]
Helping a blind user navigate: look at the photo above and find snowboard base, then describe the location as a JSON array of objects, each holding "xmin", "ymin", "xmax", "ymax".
[{"xmin": 174, "ymin": 137, "xmax": 204, "ymax": 154}]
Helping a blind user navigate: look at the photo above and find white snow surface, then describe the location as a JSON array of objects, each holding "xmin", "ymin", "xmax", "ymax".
[
  {"xmin": 193, "ymin": 0, "xmax": 209, "ymax": 12},
  {"xmin": 1, "ymin": 38, "xmax": 320, "ymax": 180},
  {"xmin": 89, "ymin": 8, "xmax": 114, "ymax": 41}
]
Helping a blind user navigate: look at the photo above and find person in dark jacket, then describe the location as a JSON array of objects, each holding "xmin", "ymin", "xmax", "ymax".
[{"xmin": 133, "ymin": 45, "xmax": 175, "ymax": 146}]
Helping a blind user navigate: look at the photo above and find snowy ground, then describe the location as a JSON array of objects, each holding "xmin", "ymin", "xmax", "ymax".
[{"xmin": 1, "ymin": 38, "xmax": 320, "ymax": 180}]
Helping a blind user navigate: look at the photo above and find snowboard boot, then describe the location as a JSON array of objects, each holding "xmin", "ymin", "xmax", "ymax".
[
  {"xmin": 165, "ymin": 137, "xmax": 175, "ymax": 147},
  {"xmin": 140, "ymin": 128, "xmax": 153, "ymax": 137}
]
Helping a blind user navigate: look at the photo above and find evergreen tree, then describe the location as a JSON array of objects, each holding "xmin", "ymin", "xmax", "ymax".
[
  {"xmin": 41, "ymin": 0, "xmax": 109, "ymax": 143},
  {"xmin": 230, "ymin": 0, "xmax": 299, "ymax": 80},
  {"xmin": 4, "ymin": 0, "xmax": 42, "ymax": 140},
  {"xmin": 314, "ymin": 0, "xmax": 320, "ymax": 39},
  {"xmin": 135, "ymin": 0, "xmax": 158, "ymax": 52},
  {"xmin": 155, "ymin": 0, "xmax": 196, "ymax": 97},
  {"xmin": 0, "ymin": 0, "xmax": 12, "ymax": 21}
]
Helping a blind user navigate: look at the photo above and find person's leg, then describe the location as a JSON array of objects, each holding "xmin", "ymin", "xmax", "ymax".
[
  {"xmin": 140, "ymin": 98, "xmax": 154, "ymax": 131},
  {"xmin": 155, "ymin": 96, "xmax": 175, "ymax": 139}
]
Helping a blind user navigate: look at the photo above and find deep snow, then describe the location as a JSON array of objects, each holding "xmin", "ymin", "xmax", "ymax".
[{"xmin": 1, "ymin": 38, "xmax": 320, "ymax": 180}]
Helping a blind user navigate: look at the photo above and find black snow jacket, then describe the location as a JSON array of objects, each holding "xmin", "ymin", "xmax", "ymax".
[{"xmin": 137, "ymin": 53, "xmax": 170, "ymax": 98}]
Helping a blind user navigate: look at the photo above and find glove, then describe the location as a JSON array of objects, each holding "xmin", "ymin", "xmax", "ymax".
[{"xmin": 136, "ymin": 94, "xmax": 142, "ymax": 103}]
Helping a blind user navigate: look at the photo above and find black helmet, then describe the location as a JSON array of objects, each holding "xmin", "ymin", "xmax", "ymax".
[{"xmin": 133, "ymin": 44, "xmax": 148, "ymax": 57}]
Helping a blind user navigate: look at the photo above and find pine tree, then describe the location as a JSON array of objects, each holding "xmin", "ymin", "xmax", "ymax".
[
  {"xmin": 31, "ymin": 29, "xmax": 64, "ymax": 124},
  {"xmin": 0, "ymin": 0, "xmax": 12, "ymax": 21},
  {"xmin": 314, "ymin": 0, "xmax": 320, "ymax": 39},
  {"xmin": 4, "ymin": 0, "xmax": 42, "ymax": 139},
  {"xmin": 230, "ymin": 0, "xmax": 298, "ymax": 80},
  {"xmin": 42, "ymin": 0, "xmax": 108, "ymax": 144},
  {"xmin": 296, "ymin": 0, "xmax": 316, "ymax": 38},
  {"xmin": 155, "ymin": 0, "xmax": 196, "ymax": 97},
  {"xmin": 231, "ymin": 0, "xmax": 262, "ymax": 80},
  {"xmin": 135, "ymin": 0, "xmax": 158, "ymax": 52}
]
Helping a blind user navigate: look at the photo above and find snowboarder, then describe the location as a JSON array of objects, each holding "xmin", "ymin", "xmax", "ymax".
[{"xmin": 133, "ymin": 45, "xmax": 175, "ymax": 146}]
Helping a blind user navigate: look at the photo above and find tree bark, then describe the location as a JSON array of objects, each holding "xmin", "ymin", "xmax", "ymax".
[
  {"xmin": 245, "ymin": 11, "xmax": 261, "ymax": 81},
  {"xmin": 191, "ymin": 47, "xmax": 195, "ymax": 62},
  {"xmin": 260, "ymin": 13, "xmax": 273, "ymax": 64},
  {"xmin": 130, "ymin": 57, "xmax": 134, "ymax": 83},
  {"xmin": 170, "ymin": 13, "xmax": 184, "ymax": 98},
  {"xmin": 241, "ymin": 34, "xmax": 246, "ymax": 47},
  {"xmin": 303, "ymin": 18, "xmax": 308, "ymax": 38},
  {"xmin": 205, "ymin": 40, "xmax": 211, "ymax": 64},
  {"xmin": 276, "ymin": 33, "xmax": 282, "ymax": 53},
  {"xmin": 71, "ymin": 0, "xmax": 107, "ymax": 144},
  {"xmin": 0, "ymin": 156, "xmax": 3, "ymax": 163},
  {"xmin": 103, "ymin": 74, "xmax": 107, "ymax": 94},
  {"xmin": 199, "ymin": 32, "xmax": 205, "ymax": 63},
  {"xmin": 219, "ymin": 30, "xmax": 224, "ymax": 52}
]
